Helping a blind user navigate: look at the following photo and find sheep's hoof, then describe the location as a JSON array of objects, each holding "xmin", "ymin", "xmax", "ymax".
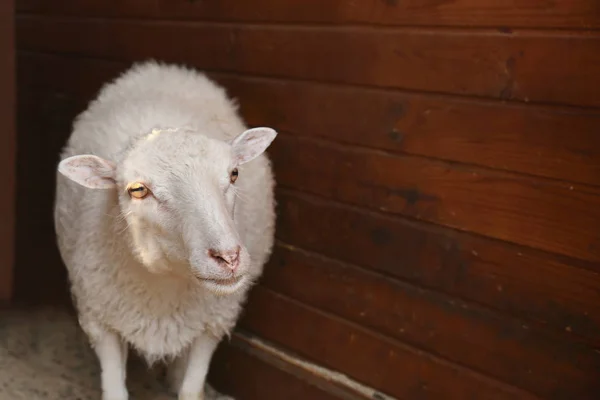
[
  {"xmin": 179, "ymin": 389, "xmax": 235, "ymax": 400},
  {"xmin": 102, "ymin": 390, "xmax": 128, "ymax": 400},
  {"xmin": 178, "ymin": 393, "xmax": 204, "ymax": 400}
]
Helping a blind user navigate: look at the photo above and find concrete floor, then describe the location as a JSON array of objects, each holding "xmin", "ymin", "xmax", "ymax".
[{"xmin": 0, "ymin": 307, "xmax": 229, "ymax": 400}]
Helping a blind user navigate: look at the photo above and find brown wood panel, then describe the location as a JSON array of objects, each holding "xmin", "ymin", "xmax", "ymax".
[
  {"xmin": 15, "ymin": 16, "xmax": 600, "ymax": 107},
  {"xmin": 271, "ymin": 135, "xmax": 600, "ymax": 262},
  {"xmin": 240, "ymin": 287, "xmax": 537, "ymax": 400},
  {"xmin": 261, "ymin": 245, "xmax": 600, "ymax": 398},
  {"xmin": 0, "ymin": 0, "xmax": 15, "ymax": 303},
  {"xmin": 210, "ymin": 335, "xmax": 350, "ymax": 400},
  {"xmin": 16, "ymin": 53, "xmax": 600, "ymax": 187},
  {"xmin": 16, "ymin": 0, "xmax": 600, "ymax": 29},
  {"xmin": 274, "ymin": 191, "xmax": 600, "ymax": 347}
]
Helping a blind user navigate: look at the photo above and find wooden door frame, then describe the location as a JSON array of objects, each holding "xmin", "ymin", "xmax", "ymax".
[{"xmin": 0, "ymin": 0, "xmax": 15, "ymax": 304}]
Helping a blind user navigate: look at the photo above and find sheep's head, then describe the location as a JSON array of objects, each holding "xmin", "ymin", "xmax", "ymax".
[{"xmin": 58, "ymin": 126, "xmax": 277, "ymax": 295}]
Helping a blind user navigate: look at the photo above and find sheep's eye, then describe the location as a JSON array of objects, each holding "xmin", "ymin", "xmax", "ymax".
[
  {"xmin": 127, "ymin": 182, "xmax": 150, "ymax": 199},
  {"xmin": 230, "ymin": 168, "xmax": 239, "ymax": 184}
]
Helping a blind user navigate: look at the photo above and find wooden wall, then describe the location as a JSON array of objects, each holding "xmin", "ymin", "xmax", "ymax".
[
  {"xmin": 14, "ymin": 1, "xmax": 600, "ymax": 399},
  {"xmin": 0, "ymin": 0, "xmax": 15, "ymax": 304}
]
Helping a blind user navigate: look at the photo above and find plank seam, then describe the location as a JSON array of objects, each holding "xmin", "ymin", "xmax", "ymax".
[{"xmin": 14, "ymin": 12, "xmax": 600, "ymax": 33}]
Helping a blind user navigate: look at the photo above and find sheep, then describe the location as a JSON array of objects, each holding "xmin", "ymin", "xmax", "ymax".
[{"xmin": 53, "ymin": 60, "xmax": 278, "ymax": 400}]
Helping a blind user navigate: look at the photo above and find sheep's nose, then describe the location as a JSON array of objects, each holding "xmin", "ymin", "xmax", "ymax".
[{"xmin": 208, "ymin": 246, "xmax": 241, "ymax": 272}]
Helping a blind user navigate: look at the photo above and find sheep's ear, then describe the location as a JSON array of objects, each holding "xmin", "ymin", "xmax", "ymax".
[
  {"xmin": 230, "ymin": 127, "xmax": 277, "ymax": 165},
  {"xmin": 58, "ymin": 155, "xmax": 117, "ymax": 189}
]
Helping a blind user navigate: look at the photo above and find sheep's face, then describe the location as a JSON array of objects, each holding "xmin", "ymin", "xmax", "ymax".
[{"xmin": 58, "ymin": 127, "xmax": 277, "ymax": 295}]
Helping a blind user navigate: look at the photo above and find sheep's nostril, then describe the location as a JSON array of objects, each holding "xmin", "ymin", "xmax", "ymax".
[
  {"xmin": 208, "ymin": 246, "xmax": 241, "ymax": 271},
  {"xmin": 230, "ymin": 248, "xmax": 240, "ymax": 263}
]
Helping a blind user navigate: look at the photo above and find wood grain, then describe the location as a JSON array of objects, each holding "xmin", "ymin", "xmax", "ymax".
[
  {"xmin": 0, "ymin": 0, "xmax": 15, "ymax": 303},
  {"xmin": 240, "ymin": 287, "xmax": 537, "ymax": 400},
  {"xmin": 261, "ymin": 245, "xmax": 600, "ymax": 398},
  {"xmin": 16, "ymin": 0, "xmax": 600, "ymax": 29},
  {"xmin": 274, "ymin": 191, "xmax": 600, "ymax": 346},
  {"xmin": 17, "ymin": 53, "xmax": 600, "ymax": 187},
  {"xmin": 16, "ymin": 16, "xmax": 600, "ymax": 107},
  {"xmin": 270, "ymin": 135, "xmax": 600, "ymax": 262}
]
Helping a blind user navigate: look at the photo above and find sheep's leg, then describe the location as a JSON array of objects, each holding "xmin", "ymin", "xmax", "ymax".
[
  {"xmin": 93, "ymin": 330, "xmax": 129, "ymax": 400},
  {"xmin": 177, "ymin": 333, "xmax": 220, "ymax": 400}
]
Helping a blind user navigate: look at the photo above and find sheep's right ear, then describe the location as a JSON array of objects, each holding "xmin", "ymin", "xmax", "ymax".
[
  {"xmin": 230, "ymin": 127, "xmax": 278, "ymax": 166},
  {"xmin": 58, "ymin": 155, "xmax": 117, "ymax": 189}
]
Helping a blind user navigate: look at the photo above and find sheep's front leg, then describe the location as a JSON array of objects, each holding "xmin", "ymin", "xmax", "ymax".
[
  {"xmin": 177, "ymin": 333, "xmax": 220, "ymax": 400},
  {"xmin": 93, "ymin": 330, "xmax": 129, "ymax": 400}
]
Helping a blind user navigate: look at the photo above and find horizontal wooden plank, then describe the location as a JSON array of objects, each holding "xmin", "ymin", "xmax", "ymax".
[
  {"xmin": 274, "ymin": 192, "xmax": 600, "ymax": 347},
  {"xmin": 16, "ymin": 0, "xmax": 600, "ymax": 29},
  {"xmin": 270, "ymin": 135, "xmax": 600, "ymax": 262},
  {"xmin": 17, "ymin": 52, "xmax": 600, "ymax": 187},
  {"xmin": 262, "ymin": 244, "xmax": 600, "ymax": 398},
  {"xmin": 210, "ymin": 335, "xmax": 349, "ymax": 400},
  {"xmin": 16, "ymin": 16, "xmax": 600, "ymax": 107},
  {"xmin": 240, "ymin": 286, "xmax": 536, "ymax": 400},
  {"xmin": 161, "ymin": 0, "xmax": 600, "ymax": 29}
]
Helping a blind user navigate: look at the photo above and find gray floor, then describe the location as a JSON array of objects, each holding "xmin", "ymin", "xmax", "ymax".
[{"xmin": 0, "ymin": 307, "xmax": 227, "ymax": 400}]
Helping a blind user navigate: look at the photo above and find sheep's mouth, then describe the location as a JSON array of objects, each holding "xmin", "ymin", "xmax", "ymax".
[
  {"xmin": 197, "ymin": 275, "xmax": 246, "ymax": 293},
  {"xmin": 201, "ymin": 275, "xmax": 243, "ymax": 286}
]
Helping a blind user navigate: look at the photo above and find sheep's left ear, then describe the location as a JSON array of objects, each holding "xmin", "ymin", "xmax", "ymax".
[
  {"xmin": 230, "ymin": 127, "xmax": 277, "ymax": 166},
  {"xmin": 58, "ymin": 155, "xmax": 117, "ymax": 189}
]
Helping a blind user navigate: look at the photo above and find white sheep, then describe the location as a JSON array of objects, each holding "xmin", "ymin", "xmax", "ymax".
[{"xmin": 53, "ymin": 60, "xmax": 278, "ymax": 400}]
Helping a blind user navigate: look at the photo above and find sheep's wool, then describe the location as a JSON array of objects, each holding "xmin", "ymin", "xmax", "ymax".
[{"xmin": 54, "ymin": 61, "xmax": 276, "ymax": 365}]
